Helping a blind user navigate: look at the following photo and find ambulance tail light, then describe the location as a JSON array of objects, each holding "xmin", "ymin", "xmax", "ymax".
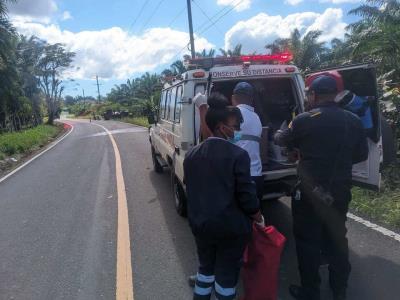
[
  {"xmin": 192, "ymin": 71, "xmax": 206, "ymax": 78},
  {"xmin": 285, "ymin": 67, "xmax": 296, "ymax": 73}
]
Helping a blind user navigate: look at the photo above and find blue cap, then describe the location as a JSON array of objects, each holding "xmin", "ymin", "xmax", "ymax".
[
  {"xmin": 309, "ymin": 75, "xmax": 338, "ymax": 95},
  {"xmin": 233, "ymin": 82, "xmax": 254, "ymax": 97}
]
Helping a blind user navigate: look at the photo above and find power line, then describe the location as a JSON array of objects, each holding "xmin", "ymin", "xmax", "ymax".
[
  {"xmin": 167, "ymin": 6, "xmax": 186, "ymax": 27},
  {"xmin": 129, "ymin": 0, "xmax": 150, "ymax": 33},
  {"xmin": 192, "ymin": 0, "xmax": 224, "ymax": 35},
  {"xmin": 137, "ymin": 0, "xmax": 166, "ymax": 34},
  {"xmin": 198, "ymin": 0, "xmax": 243, "ymax": 36},
  {"xmin": 170, "ymin": 0, "xmax": 243, "ymax": 62}
]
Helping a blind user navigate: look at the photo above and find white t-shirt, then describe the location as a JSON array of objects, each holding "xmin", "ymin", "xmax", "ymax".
[{"xmin": 236, "ymin": 104, "xmax": 263, "ymax": 177}]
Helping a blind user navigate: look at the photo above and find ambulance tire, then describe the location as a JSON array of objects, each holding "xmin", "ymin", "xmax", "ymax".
[
  {"xmin": 151, "ymin": 146, "xmax": 163, "ymax": 173},
  {"xmin": 174, "ymin": 176, "xmax": 187, "ymax": 217}
]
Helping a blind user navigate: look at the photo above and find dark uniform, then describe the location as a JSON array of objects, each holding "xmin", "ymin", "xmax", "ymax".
[
  {"xmin": 275, "ymin": 103, "xmax": 368, "ymax": 299},
  {"xmin": 184, "ymin": 137, "xmax": 259, "ymax": 300}
]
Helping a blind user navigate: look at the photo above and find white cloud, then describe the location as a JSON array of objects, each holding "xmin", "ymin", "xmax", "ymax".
[
  {"xmin": 285, "ymin": 0, "xmax": 304, "ymax": 5},
  {"xmin": 62, "ymin": 11, "xmax": 73, "ymax": 21},
  {"xmin": 12, "ymin": 20, "xmax": 214, "ymax": 80},
  {"xmin": 217, "ymin": 0, "xmax": 252, "ymax": 12},
  {"xmin": 8, "ymin": 0, "xmax": 57, "ymax": 18},
  {"xmin": 224, "ymin": 8, "xmax": 347, "ymax": 54},
  {"xmin": 320, "ymin": 0, "xmax": 360, "ymax": 3}
]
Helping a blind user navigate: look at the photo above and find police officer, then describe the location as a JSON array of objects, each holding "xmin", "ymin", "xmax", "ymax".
[
  {"xmin": 275, "ymin": 75, "xmax": 369, "ymax": 300},
  {"xmin": 184, "ymin": 93, "xmax": 264, "ymax": 300}
]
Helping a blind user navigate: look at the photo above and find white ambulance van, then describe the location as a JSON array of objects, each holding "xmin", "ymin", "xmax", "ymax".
[{"xmin": 149, "ymin": 54, "xmax": 383, "ymax": 217}]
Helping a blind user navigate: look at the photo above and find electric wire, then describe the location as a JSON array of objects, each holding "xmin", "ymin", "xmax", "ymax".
[
  {"xmin": 137, "ymin": 0, "xmax": 166, "ymax": 34},
  {"xmin": 128, "ymin": 0, "xmax": 150, "ymax": 33},
  {"xmin": 167, "ymin": 6, "xmax": 186, "ymax": 27},
  {"xmin": 192, "ymin": 0, "xmax": 224, "ymax": 35},
  {"xmin": 170, "ymin": 0, "xmax": 244, "ymax": 62}
]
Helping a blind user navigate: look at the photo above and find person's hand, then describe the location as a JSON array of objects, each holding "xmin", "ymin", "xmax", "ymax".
[
  {"xmin": 193, "ymin": 93, "xmax": 208, "ymax": 109},
  {"xmin": 255, "ymin": 215, "xmax": 265, "ymax": 228}
]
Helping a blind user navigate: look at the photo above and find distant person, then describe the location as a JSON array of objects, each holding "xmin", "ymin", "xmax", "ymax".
[
  {"xmin": 275, "ymin": 75, "xmax": 369, "ymax": 300},
  {"xmin": 184, "ymin": 93, "xmax": 264, "ymax": 300}
]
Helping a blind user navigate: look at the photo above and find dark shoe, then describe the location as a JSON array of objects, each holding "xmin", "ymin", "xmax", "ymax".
[
  {"xmin": 320, "ymin": 254, "xmax": 329, "ymax": 267},
  {"xmin": 333, "ymin": 290, "xmax": 347, "ymax": 300},
  {"xmin": 289, "ymin": 284, "xmax": 320, "ymax": 300},
  {"xmin": 188, "ymin": 274, "xmax": 197, "ymax": 287}
]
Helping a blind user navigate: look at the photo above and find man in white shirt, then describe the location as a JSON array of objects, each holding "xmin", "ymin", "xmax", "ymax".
[
  {"xmin": 231, "ymin": 82, "xmax": 264, "ymax": 201},
  {"xmin": 193, "ymin": 82, "xmax": 264, "ymax": 200}
]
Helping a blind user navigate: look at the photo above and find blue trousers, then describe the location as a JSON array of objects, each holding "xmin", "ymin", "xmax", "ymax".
[{"xmin": 193, "ymin": 235, "xmax": 249, "ymax": 300}]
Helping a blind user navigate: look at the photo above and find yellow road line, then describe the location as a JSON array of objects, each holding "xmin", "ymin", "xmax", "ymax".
[{"xmin": 92, "ymin": 123, "xmax": 134, "ymax": 300}]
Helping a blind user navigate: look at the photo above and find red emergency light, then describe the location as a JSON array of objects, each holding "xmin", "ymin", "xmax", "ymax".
[
  {"xmin": 186, "ymin": 52, "xmax": 294, "ymax": 70},
  {"xmin": 240, "ymin": 52, "xmax": 293, "ymax": 63}
]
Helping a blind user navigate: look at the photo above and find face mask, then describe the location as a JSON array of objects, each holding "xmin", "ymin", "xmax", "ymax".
[{"xmin": 228, "ymin": 131, "xmax": 242, "ymax": 144}]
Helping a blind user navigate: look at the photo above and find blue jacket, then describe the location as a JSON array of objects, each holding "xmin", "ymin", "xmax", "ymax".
[{"xmin": 184, "ymin": 137, "xmax": 259, "ymax": 239}]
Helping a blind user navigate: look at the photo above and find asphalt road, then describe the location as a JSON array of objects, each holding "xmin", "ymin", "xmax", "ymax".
[{"xmin": 0, "ymin": 119, "xmax": 399, "ymax": 300}]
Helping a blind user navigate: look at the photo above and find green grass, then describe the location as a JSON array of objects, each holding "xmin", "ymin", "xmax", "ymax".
[
  {"xmin": 351, "ymin": 188, "xmax": 400, "ymax": 228},
  {"xmin": 120, "ymin": 117, "xmax": 150, "ymax": 128},
  {"xmin": 0, "ymin": 125, "xmax": 62, "ymax": 158}
]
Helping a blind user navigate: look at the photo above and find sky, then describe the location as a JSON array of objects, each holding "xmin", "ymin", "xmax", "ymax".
[{"xmin": 7, "ymin": 0, "xmax": 364, "ymax": 97}]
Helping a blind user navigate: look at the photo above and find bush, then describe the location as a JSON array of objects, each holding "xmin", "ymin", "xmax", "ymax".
[{"xmin": 0, "ymin": 125, "xmax": 61, "ymax": 157}]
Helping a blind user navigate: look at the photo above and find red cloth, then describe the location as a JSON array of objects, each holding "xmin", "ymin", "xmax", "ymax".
[
  {"xmin": 305, "ymin": 70, "xmax": 344, "ymax": 92},
  {"xmin": 242, "ymin": 224, "xmax": 286, "ymax": 300}
]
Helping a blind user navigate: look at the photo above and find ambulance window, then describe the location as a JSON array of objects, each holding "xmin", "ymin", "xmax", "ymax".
[
  {"xmin": 160, "ymin": 90, "xmax": 168, "ymax": 119},
  {"xmin": 167, "ymin": 87, "xmax": 177, "ymax": 122},
  {"xmin": 174, "ymin": 85, "xmax": 183, "ymax": 123},
  {"xmin": 195, "ymin": 84, "xmax": 206, "ymax": 95}
]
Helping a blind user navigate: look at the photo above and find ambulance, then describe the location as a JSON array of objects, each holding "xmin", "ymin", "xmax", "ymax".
[{"xmin": 148, "ymin": 53, "xmax": 386, "ymax": 217}]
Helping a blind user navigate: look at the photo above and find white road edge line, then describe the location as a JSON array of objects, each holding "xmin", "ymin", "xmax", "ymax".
[
  {"xmin": 347, "ymin": 213, "xmax": 400, "ymax": 242},
  {"xmin": 0, "ymin": 122, "xmax": 74, "ymax": 185}
]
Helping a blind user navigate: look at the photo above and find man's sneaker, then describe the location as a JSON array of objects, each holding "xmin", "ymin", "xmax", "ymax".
[
  {"xmin": 188, "ymin": 275, "xmax": 197, "ymax": 287},
  {"xmin": 289, "ymin": 284, "xmax": 320, "ymax": 300}
]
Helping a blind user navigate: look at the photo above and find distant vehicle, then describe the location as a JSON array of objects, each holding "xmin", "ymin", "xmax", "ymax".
[
  {"xmin": 103, "ymin": 109, "xmax": 113, "ymax": 120},
  {"xmin": 149, "ymin": 53, "xmax": 385, "ymax": 217}
]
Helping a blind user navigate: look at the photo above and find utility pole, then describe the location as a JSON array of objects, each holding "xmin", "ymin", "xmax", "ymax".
[
  {"xmin": 96, "ymin": 75, "xmax": 101, "ymax": 103},
  {"xmin": 186, "ymin": 0, "xmax": 196, "ymax": 59},
  {"xmin": 82, "ymin": 88, "xmax": 85, "ymax": 106}
]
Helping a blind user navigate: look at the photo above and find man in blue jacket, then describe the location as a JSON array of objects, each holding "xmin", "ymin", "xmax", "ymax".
[{"xmin": 184, "ymin": 93, "xmax": 264, "ymax": 300}]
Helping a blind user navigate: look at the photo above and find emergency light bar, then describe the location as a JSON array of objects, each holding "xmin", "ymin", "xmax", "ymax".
[{"xmin": 185, "ymin": 52, "xmax": 294, "ymax": 70}]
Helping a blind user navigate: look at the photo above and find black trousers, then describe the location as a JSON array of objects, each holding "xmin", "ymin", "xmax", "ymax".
[
  {"xmin": 292, "ymin": 183, "xmax": 352, "ymax": 299},
  {"xmin": 251, "ymin": 176, "xmax": 264, "ymax": 202},
  {"xmin": 194, "ymin": 235, "xmax": 249, "ymax": 300}
]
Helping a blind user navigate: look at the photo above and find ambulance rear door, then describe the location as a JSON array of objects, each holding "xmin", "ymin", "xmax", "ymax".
[{"xmin": 308, "ymin": 64, "xmax": 382, "ymax": 191}]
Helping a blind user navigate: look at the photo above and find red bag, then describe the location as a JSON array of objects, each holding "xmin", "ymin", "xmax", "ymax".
[{"xmin": 242, "ymin": 224, "xmax": 286, "ymax": 300}]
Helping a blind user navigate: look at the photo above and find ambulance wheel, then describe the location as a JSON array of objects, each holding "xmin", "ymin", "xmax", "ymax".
[
  {"xmin": 151, "ymin": 146, "xmax": 163, "ymax": 173},
  {"xmin": 174, "ymin": 177, "xmax": 187, "ymax": 217}
]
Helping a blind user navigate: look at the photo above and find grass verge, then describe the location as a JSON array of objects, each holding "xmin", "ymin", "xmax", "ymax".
[
  {"xmin": 351, "ymin": 163, "xmax": 400, "ymax": 229},
  {"xmin": 120, "ymin": 117, "xmax": 150, "ymax": 128},
  {"xmin": 0, "ymin": 124, "xmax": 63, "ymax": 158}
]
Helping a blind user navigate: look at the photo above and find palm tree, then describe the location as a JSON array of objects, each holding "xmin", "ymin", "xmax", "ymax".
[
  {"xmin": 170, "ymin": 60, "xmax": 186, "ymax": 75},
  {"xmin": 219, "ymin": 44, "xmax": 242, "ymax": 57},
  {"xmin": 265, "ymin": 29, "xmax": 327, "ymax": 72},
  {"xmin": 348, "ymin": 0, "xmax": 400, "ymax": 80},
  {"xmin": 195, "ymin": 49, "xmax": 216, "ymax": 58}
]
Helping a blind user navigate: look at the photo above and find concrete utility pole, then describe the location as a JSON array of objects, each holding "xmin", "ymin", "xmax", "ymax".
[
  {"xmin": 186, "ymin": 0, "xmax": 196, "ymax": 59},
  {"xmin": 96, "ymin": 75, "xmax": 101, "ymax": 103},
  {"xmin": 82, "ymin": 89, "xmax": 86, "ymax": 106}
]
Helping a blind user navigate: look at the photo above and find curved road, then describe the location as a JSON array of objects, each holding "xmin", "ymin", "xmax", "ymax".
[{"xmin": 0, "ymin": 120, "xmax": 399, "ymax": 300}]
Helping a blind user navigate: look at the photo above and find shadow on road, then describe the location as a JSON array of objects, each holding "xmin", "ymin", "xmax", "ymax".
[{"xmin": 148, "ymin": 170, "xmax": 197, "ymax": 279}]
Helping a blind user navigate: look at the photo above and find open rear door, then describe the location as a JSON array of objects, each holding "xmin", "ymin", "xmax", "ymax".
[{"xmin": 307, "ymin": 64, "xmax": 382, "ymax": 191}]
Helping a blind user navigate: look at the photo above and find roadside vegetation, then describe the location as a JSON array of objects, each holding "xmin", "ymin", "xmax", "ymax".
[
  {"xmin": 0, "ymin": 0, "xmax": 74, "ymax": 164},
  {"xmin": 0, "ymin": 124, "xmax": 62, "ymax": 165}
]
